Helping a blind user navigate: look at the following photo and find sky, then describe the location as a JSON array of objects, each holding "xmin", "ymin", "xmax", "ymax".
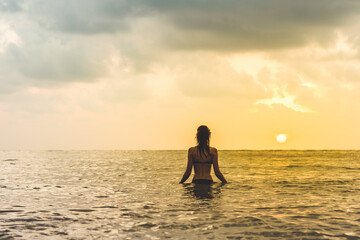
[{"xmin": 1, "ymin": 0, "xmax": 360, "ymax": 150}]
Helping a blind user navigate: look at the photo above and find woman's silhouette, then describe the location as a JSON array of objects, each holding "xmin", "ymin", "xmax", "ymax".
[{"xmin": 180, "ymin": 125, "xmax": 227, "ymax": 184}]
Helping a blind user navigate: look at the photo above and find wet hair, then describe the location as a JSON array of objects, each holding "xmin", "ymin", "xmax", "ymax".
[{"xmin": 196, "ymin": 125, "xmax": 211, "ymax": 158}]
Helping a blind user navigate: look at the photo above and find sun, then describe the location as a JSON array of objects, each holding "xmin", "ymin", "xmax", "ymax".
[{"xmin": 276, "ymin": 134, "xmax": 287, "ymax": 143}]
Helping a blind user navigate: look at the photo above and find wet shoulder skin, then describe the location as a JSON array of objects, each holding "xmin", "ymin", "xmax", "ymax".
[{"xmin": 179, "ymin": 147, "xmax": 227, "ymax": 183}]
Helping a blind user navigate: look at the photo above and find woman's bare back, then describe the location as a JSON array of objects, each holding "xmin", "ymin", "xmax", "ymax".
[{"xmin": 190, "ymin": 147, "xmax": 216, "ymax": 181}]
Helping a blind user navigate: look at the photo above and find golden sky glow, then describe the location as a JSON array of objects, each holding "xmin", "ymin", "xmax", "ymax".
[{"xmin": 0, "ymin": 0, "xmax": 360, "ymax": 149}]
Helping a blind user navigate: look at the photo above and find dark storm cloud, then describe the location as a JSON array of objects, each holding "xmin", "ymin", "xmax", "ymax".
[
  {"xmin": 156, "ymin": 0, "xmax": 359, "ymax": 51},
  {"xmin": 28, "ymin": 0, "xmax": 360, "ymax": 50},
  {"xmin": 148, "ymin": 0, "xmax": 360, "ymax": 50}
]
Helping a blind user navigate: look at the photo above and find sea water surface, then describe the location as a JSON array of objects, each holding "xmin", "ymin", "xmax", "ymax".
[{"xmin": 0, "ymin": 150, "xmax": 360, "ymax": 239}]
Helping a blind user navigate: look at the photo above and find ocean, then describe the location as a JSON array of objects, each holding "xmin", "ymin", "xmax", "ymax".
[{"xmin": 1, "ymin": 150, "xmax": 359, "ymax": 239}]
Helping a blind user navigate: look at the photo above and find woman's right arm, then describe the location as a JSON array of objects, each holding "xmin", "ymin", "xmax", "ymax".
[
  {"xmin": 179, "ymin": 148, "xmax": 193, "ymax": 183},
  {"xmin": 212, "ymin": 149, "xmax": 227, "ymax": 183}
]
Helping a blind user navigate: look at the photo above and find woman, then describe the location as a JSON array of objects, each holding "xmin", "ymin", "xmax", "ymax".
[{"xmin": 180, "ymin": 125, "xmax": 227, "ymax": 184}]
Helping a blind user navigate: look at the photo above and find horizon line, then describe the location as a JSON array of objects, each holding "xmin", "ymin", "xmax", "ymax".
[{"xmin": 2, "ymin": 149, "xmax": 360, "ymax": 151}]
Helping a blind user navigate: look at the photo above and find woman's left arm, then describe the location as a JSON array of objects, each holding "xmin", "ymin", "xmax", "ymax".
[{"xmin": 179, "ymin": 148, "xmax": 193, "ymax": 183}]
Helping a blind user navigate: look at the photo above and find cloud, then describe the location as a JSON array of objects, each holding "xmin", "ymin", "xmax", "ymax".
[
  {"xmin": 16, "ymin": 40, "xmax": 110, "ymax": 81},
  {"xmin": 0, "ymin": 16, "xmax": 120, "ymax": 93},
  {"xmin": 0, "ymin": 20, "xmax": 21, "ymax": 52},
  {"xmin": 25, "ymin": 0, "xmax": 360, "ymax": 51},
  {"xmin": 1, "ymin": 0, "xmax": 360, "ymax": 110},
  {"xmin": 3, "ymin": 0, "xmax": 360, "ymax": 84},
  {"xmin": 173, "ymin": 53, "xmax": 265, "ymax": 100},
  {"xmin": 157, "ymin": 0, "xmax": 360, "ymax": 51},
  {"xmin": 255, "ymin": 94, "xmax": 314, "ymax": 113},
  {"xmin": 0, "ymin": 0, "xmax": 23, "ymax": 12},
  {"xmin": 27, "ymin": 0, "xmax": 145, "ymax": 34}
]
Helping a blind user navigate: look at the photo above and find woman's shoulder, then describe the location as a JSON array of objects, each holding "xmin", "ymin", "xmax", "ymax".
[
  {"xmin": 188, "ymin": 146, "xmax": 196, "ymax": 152},
  {"xmin": 188, "ymin": 146, "xmax": 217, "ymax": 154},
  {"xmin": 209, "ymin": 147, "xmax": 218, "ymax": 154}
]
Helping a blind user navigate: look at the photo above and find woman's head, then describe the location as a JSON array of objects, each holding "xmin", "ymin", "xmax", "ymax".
[
  {"xmin": 196, "ymin": 125, "xmax": 211, "ymax": 157},
  {"xmin": 196, "ymin": 125, "xmax": 211, "ymax": 145}
]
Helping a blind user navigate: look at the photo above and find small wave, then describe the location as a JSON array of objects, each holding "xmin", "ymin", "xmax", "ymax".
[
  {"xmin": 289, "ymin": 231, "xmax": 324, "ymax": 237},
  {"xmin": 0, "ymin": 229, "xmax": 12, "ymax": 239},
  {"xmin": 290, "ymin": 213, "xmax": 321, "ymax": 219},
  {"xmin": 223, "ymin": 217, "xmax": 266, "ymax": 227},
  {"xmin": 137, "ymin": 222, "xmax": 157, "ymax": 228},
  {"xmin": 8, "ymin": 217, "xmax": 43, "ymax": 222},
  {"xmin": 93, "ymin": 206, "xmax": 117, "ymax": 209},
  {"xmin": 0, "ymin": 210, "xmax": 24, "ymax": 214},
  {"xmin": 69, "ymin": 209, "xmax": 95, "ymax": 212},
  {"xmin": 3, "ymin": 159, "xmax": 17, "ymax": 162},
  {"xmin": 121, "ymin": 212, "xmax": 152, "ymax": 218},
  {"xmin": 49, "ymin": 217, "xmax": 73, "ymax": 221}
]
